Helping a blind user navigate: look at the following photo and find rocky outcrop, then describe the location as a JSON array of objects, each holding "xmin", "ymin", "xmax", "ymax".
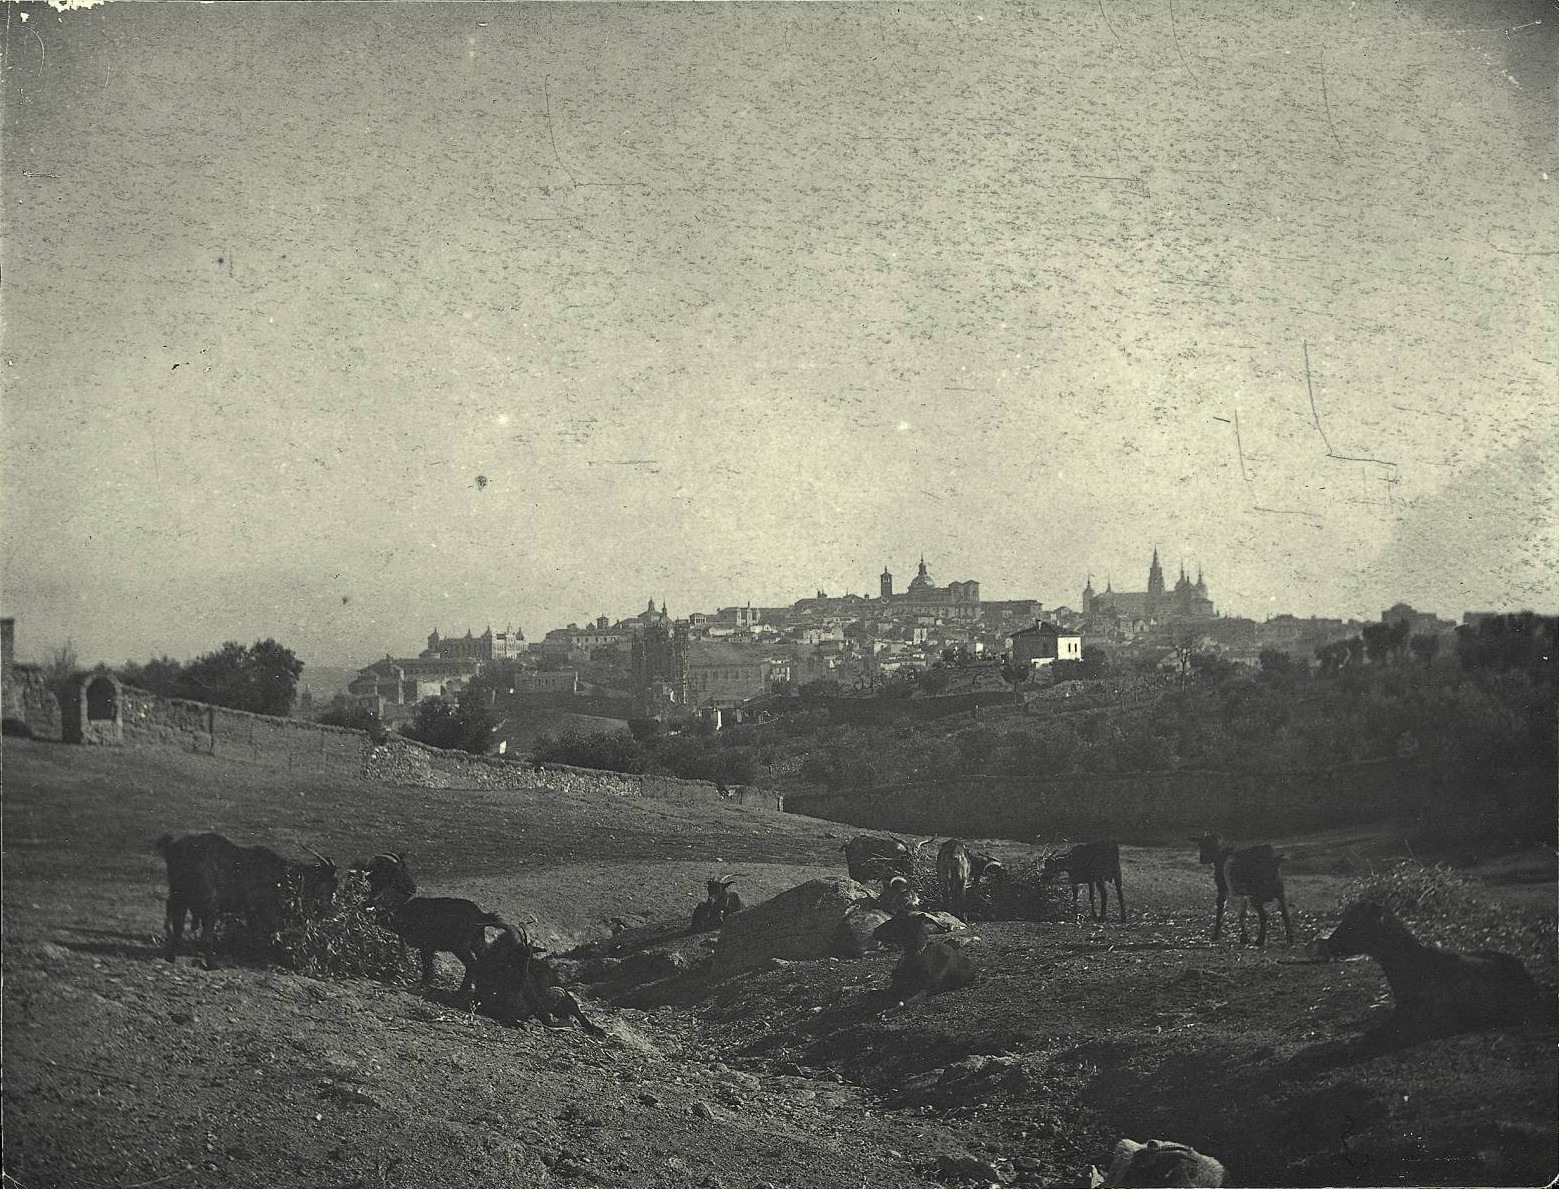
[{"xmin": 713, "ymin": 878, "xmax": 876, "ymax": 972}]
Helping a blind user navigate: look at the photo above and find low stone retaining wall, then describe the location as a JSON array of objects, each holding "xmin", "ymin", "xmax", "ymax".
[
  {"xmin": 361, "ymin": 736, "xmax": 783, "ymax": 808},
  {"xmin": 108, "ymin": 682, "xmax": 783, "ymax": 810}
]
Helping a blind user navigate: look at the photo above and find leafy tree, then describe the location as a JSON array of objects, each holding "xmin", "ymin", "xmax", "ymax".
[
  {"xmin": 798, "ymin": 678, "xmax": 843, "ymax": 699},
  {"xmin": 1188, "ymin": 651, "xmax": 1239, "ymax": 683},
  {"xmin": 42, "ymin": 639, "xmax": 80, "ymax": 704},
  {"xmin": 402, "ymin": 687, "xmax": 496, "ymax": 754},
  {"xmin": 1362, "ymin": 620, "xmax": 1410, "ymax": 666},
  {"xmin": 125, "ymin": 638, "xmax": 304, "ymax": 715},
  {"xmin": 627, "ymin": 718, "xmax": 663, "ymax": 743},
  {"xmin": 119, "ymin": 654, "xmax": 185, "ymax": 695},
  {"xmin": 707, "ymin": 746, "xmax": 759, "ymax": 788},
  {"xmin": 532, "ymin": 728, "xmax": 649, "ymax": 773},
  {"xmin": 1455, "ymin": 613, "xmax": 1559, "ymax": 672},
  {"xmin": 1258, "ymin": 648, "xmax": 1298, "ymax": 676},
  {"xmin": 316, "ymin": 700, "xmax": 384, "ymax": 736},
  {"xmin": 1409, "ymin": 633, "xmax": 1440, "ymax": 668}
]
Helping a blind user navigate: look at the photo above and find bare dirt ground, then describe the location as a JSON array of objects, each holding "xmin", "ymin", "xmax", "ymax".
[{"xmin": 4, "ymin": 739, "xmax": 1555, "ymax": 1188}]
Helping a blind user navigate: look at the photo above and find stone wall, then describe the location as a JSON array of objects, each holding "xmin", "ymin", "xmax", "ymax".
[
  {"xmin": 360, "ymin": 735, "xmax": 783, "ymax": 808},
  {"xmin": 2, "ymin": 664, "xmax": 64, "ymax": 741},
  {"xmin": 119, "ymin": 686, "xmax": 414, "ymax": 781},
  {"xmin": 112, "ymin": 684, "xmax": 783, "ymax": 810},
  {"xmin": 783, "ymin": 758, "xmax": 1426, "ymax": 841}
]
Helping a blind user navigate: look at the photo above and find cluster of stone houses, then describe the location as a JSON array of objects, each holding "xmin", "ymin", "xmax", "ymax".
[{"xmin": 338, "ymin": 552, "xmax": 1464, "ymax": 723}]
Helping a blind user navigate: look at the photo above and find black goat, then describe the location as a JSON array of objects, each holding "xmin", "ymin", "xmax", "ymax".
[
  {"xmin": 689, "ymin": 875, "xmax": 744, "ymax": 933},
  {"xmin": 872, "ymin": 911, "xmax": 977, "ymax": 1005},
  {"xmin": 356, "ymin": 850, "xmax": 416, "ymax": 910},
  {"xmin": 843, "ymin": 834, "xmax": 933, "ymax": 884},
  {"xmin": 470, "ymin": 924, "xmax": 606, "ymax": 1036},
  {"xmin": 1088, "ymin": 1139, "xmax": 1226, "ymax": 1187},
  {"xmin": 1041, "ymin": 841, "xmax": 1126, "ymax": 922},
  {"xmin": 1195, "ymin": 833, "xmax": 1291, "ymax": 947},
  {"xmin": 353, "ymin": 852, "xmax": 505, "ymax": 992},
  {"xmin": 157, "ymin": 832, "xmax": 338, "ymax": 964},
  {"xmin": 963, "ymin": 851, "xmax": 1007, "ymax": 920},
  {"xmin": 1323, "ymin": 901, "xmax": 1540, "ymax": 1031}
]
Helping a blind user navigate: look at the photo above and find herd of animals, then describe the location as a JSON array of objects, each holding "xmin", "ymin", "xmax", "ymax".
[{"xmin": 152, "ymin": 828, "xmax": 1546, "ymax": 1188}]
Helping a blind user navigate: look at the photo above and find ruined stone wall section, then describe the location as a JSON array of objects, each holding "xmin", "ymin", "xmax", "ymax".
[{"xmin": 2, "ymin": 666, "xmax": 64, "ymax": 741}]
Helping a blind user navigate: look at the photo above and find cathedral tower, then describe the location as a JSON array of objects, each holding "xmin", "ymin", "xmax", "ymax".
[{"xmin": 1146, "ymin": 549, "xmax": 1165, "ymax": 613}]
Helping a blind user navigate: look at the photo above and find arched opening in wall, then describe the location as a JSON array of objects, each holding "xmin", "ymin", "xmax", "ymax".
[{"xmin": 86, "ymin": 676, "xmax": 117, "ymax": 722}]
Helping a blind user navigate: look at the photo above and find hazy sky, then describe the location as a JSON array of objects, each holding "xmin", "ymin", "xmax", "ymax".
[{"xmin": 3, "ymin": 1, "xmax": 1555, "ymax": 670}]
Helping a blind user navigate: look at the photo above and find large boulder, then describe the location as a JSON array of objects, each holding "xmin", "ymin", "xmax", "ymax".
[
  {"xmin": 714, "ymin": 877, "xmax": 875, "ymax": 971},
  {"xmin": 834, "ymin": 903, "xmax": 893, "ymax": 958}
]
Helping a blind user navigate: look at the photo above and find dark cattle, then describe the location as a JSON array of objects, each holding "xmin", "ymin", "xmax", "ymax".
[
  {"xmin": 843, "ymin": 834, "xmax": 933, "ymax": 885},
  {"xmin": 1323, "ymin": 901, "xmax": 1540, "ymax": 1031},
  {"xmin": 1041, "ymin": 841, "xmax": 1126, "ymax": 922},
  {"xmin": 1195, "ymin": 833, "xmax": 1292, "ymax": 947},
  {"xmin": 1088, "ymin": 1139, "xmax": 1226, "ymax": 1187},
  {"xmin": 872, "ymin": 912, "xmax": 977, "ymax": 1004},
  {"xmin": 354, "ymin": 852, "xmax": 506, "ymax": 992},
  {"xmin": 157, "ymin": 832, "xmax": 338, "ymax": 964},
  {"xmin": 470, "ymin": 924, "xmax": 606, "ymax": 1036},
  {"xmin": 689, "ymin": 875, "xmax": 744, "ymax": 933},
  {"xmin": 936, "ymin": 839, "xmax": 975, "ymax": 920}
]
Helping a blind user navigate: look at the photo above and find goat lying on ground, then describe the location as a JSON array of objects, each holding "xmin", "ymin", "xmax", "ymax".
[
  {"xmin": 158, "ymin": 832, "xmax": 338, "ymax": 964},
  {"xmin": 1323, "ymin": 900, "xmax": 1540, "ymax": 1032},
  {"xmin": 1041, "ymin": 841, "xmax": 1126, "ymax": 922},
  {"xmin": 354, "ymin": 851, "xmax": 506, "ymax": 993},
  {"xmin": 1087, "ymin": 1139, "xmax": 1226, "ymax": 1187},
  {"xmin": 843, "ymin": 833, "xmax": 934, "ymax": 885},
  {"xmin": 1195, "ymin": 833, "xmax": 1292, "ymax": 947},
  {"xmin": 877, "ymin": 874, "xmax": 921, "ymax": 917},
  {"xmin": 689, "ymin": 875, "xmax": 744, "ymax": 933},
  {"xmin": 470, "ymin": 924, "xmax": 606, "ymax": 1036},
  {"xmin": 872, "ymin": 911, "xmax": 977, "ymax": 1005}
]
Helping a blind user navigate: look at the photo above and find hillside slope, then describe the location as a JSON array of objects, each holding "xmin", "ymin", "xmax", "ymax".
[{"xmin": 4, "ymin": 739, "xmax": 1554, "ymax": 1188}]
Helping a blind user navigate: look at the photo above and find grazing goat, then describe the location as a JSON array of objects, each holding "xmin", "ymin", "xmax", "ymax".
[
  {"xmin": 1041, "ymin": 841, "xmax": 1126, "ymax": 922},
  {"xmin": 964, "ymin": 852, "xmax": 1007, "ymax": 920},
  {"xmin": 356, "ymin": 851, "xmax": 416, "ymax": 910},
  {"xmin": 936, "ymin": 838, "xmax": 975, "ymax": 920},
  {"xmin": 843, "ymin": 834, "xmax": 934, "ymax": 885},
  {"xmin": 1195, "ymin": 833, "xmax": 1291, "ymax": 947},
  {"xmin": 354, "ymin": 852, "xmax": 506, "ymax": 992},
  {"xmin": 1087, "ymin": 1139, "xmax": 1226, "ymax": 1187},
  {"xmin": 689, "ymin": 875, "xmax": 744, "ymax": 933},
  {"xmin": 470, "ymin": 924, "xmax": 606, "ymax": 1036},
  {"xmin": 1323, "ymin": 900, "xmax": 1540, "ymax": 1031},
  {"xmin": 872, "ymin": 912, "xmax": 977, "ymax": 1005},
  {"xmin": 157, "ymin": 832, "xmax": 338, "ymax": 964}
]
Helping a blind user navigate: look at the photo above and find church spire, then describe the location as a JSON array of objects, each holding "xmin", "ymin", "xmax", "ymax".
[{"xmin": 1147, "ymin": 549, "xmax": 1165, "ymax": 600}]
